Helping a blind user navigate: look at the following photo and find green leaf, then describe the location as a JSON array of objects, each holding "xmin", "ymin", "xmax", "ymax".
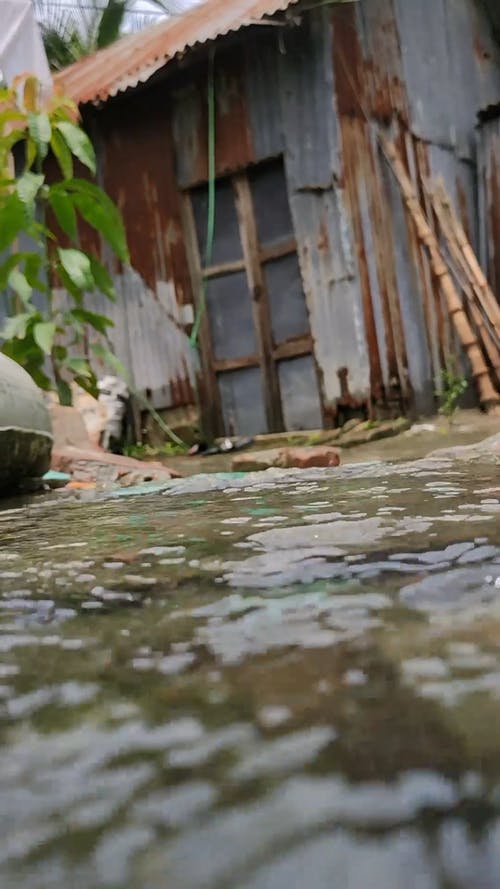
[
  {"xmin": 57, "ymin": 379, "xmax": 73, "ymax": 406},
  {"xmin": 28, "ymin": 112, "xmax": 51, "ymax": 161},
  {"xmin": 57, "ymin": 265, "xmax": 83, "ymax": 301},
  {"xmin": 33, "ymin": 321, "xmax": 57, "ymax": 355},
  {"xmin": 90, "ymin": 342, "xmax": 129, "ymax": 380},
  {"xmin": 55, "ymin": 121, "xmax": 96, "ymax": 174},
  {"xmin": 0, "ymin": 109, "xmax": 25, "ymax": 130},
  {"xmin": 24, "ymin": 253, "xmax": 47, "ymax": 290},
  {"xmin": 66, "ymin": 178, "xmax": 128, "ymax": 262},
  {"xmin": 50, "ymin": 129, "xmax": 73, "ymax": 179},
  {"xmin": 0, "ymin": 193, "xmax": 26, "ymax": 251},
  {"xmin": 66, "ymin": 356, "xmax": 92, "ymax": 378},
  {"xmin": 8, "ymin": 269, "xmax": 32, "ymax": 305},
  {"xmin": 53, "ymin": 345, "xmax": 68, "ymax": 362},
  {"xmin": 57, "ymin": 247, "xmax": 94, "ymax": 291},
  {"xmin": 1, "ymin": 313, "xmax": 32, "ymax": 340},
  {"xmin": 0, "ymin": 252, "xmax": 25, "ymax": 289},
  {"xmin": 70, "ymin": 307, "xmax": 114, "ymax": 334},
  {"xmin": 16, "ymin": 171, "xmax": 44, "ymax": 206},
  {"xmin": 73, "ymin": 375, "xmax": 98, "ymax": 399},
  {"xmin": 89, "ymin": 256, "xmax": 116, "ymax": 300},
  {"xmin": 25, "ymin": 136, "xmax": 38, "ymax": 170},
  {"xmin": 48, "ymin": 189, "xmax": 77, "ymax": 240}
]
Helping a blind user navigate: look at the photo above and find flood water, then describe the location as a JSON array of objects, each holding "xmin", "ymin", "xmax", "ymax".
[{"xmin": 0, "ymin": 457, "xmax": 499, "ymax": 888}]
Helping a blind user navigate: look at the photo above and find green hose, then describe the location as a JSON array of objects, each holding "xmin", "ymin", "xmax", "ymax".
[{"xmin": 190, "ymin": 46, "xmax": 216, "ymax": 347}]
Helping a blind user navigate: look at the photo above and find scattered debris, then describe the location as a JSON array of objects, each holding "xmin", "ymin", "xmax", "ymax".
[
  {"xmin": 406, "ymin": 424, "xmax": 438, "ymax": 436},
  {"xmin": 51, "ymin": 445, "xmax": 181, "ymax": 486},
  {"xmin": 232, "ymin": 446, "xmax": 341, "ymax": 472},
  {"xmin": 338, "ymin": 418, "xmax": 410, "ymax": 448},
  {"xmin": 189, "ymin": 437, "xmax": 254, "ymax": 457}
]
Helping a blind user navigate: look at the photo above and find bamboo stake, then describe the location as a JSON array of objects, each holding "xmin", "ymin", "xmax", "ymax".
[
  {"xmin": 433, "ymin": 180, "xmax": 500, "ymax": 335},
  {"xmin": 379, "ymin": 135, "xmax": 500, "ymax": 414},
  {"xmin": 427, "ymin": 185, "xmax": 500, "ymax": 382}
]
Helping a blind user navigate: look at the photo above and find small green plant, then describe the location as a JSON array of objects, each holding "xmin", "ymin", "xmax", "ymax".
[
  {"xmin": 0, "ymin": 74, "xmax": 129, "ymax": 403},
  {"xmin": 123, "ymin": 442, "xmax": 189, "ymax": 460},
  {"xmin": 437, "ymin": 362, "xmax": 468, "ymax": 426}
]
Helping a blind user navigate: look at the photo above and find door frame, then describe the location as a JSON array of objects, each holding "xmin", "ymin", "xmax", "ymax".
[{"xmin": 182, "ymin": 162, "xmax": 319, "ymax": 438}]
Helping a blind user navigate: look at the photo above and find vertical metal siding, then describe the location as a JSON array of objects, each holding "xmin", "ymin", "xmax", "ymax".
[
  {"xmin": 75, "ymin": 0, "xmax": 499, "ymax": 423},
  {"xmin": 478, "ymin": 110, "xmax": 500, "ymax": 296},
  {"xmin": 244, "ymin": 33, "xmax": 285, "ymax": 162},
  {"xmin": 82, "ymin": 88, "xmax": 195, "ymax": 410},
  {"xmin": 290, "ymin": 188, "xmax": 370, "ymax": 406},
  {"xmin": 279, "ymin": 8, "xmax": 341, "ymax": 188}
]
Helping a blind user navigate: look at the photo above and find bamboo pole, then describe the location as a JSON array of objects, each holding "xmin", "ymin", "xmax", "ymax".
[
  {"xmin": 432, "ymin": 180, "xmax": 500, "ymax": 337},
  {"xmin": 380, "ymin": 135, "xmax": 500, "ymax": 414},
  {"xmin": 427, "ymin": 187, "xmax": 500, "ymax": 382}
]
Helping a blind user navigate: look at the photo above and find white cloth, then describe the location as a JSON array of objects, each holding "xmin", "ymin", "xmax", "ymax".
[
  {"xmin": 97, "ymin": 376, "xmax": 129, "ymax": 449},
  {"xmin": 0, "ymin": 0, "xmax": 51, "ymax": 93}
]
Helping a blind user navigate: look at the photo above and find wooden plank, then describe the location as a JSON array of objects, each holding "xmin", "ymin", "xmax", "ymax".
[
  {"xmin": 233, "ymin": 173, "xmax": 284, "ymax": 432},
  {"xmin": 272, "ymin": 335, "xmax": 313, "ymax": 361},
  {"xmin": 202, "ymin": 258, "xmax": 246, "ymax": 279},
  {"xmin": 214, "ymin": 355, "xmax": 260, "ymax": 373},
  {"xmin": 341, "ymin": 117, "xmax": 384, "ymax": 407},
  {"xmin": 366, "ymin": 126, "xmax": 409, "ymax": 400},
  {"xmin": 259, "ymin": 237, "xmax": 297, "ymax": 264},
  {"xmin": 180, "ymin": 194, "xmax": 224, "ymax": 439}
]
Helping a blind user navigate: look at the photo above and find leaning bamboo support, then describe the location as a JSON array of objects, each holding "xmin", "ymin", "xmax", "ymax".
[
  {"xmin": 380, "ymin": 135, "xmax": 500, "ymax": 414},
  {"xmin": 427, "ymin": 186, "xmax": 500, "ymax": 381},
  {"xmin": 433, "ymin": 180, "xmax": 500, "ymax": 336}
]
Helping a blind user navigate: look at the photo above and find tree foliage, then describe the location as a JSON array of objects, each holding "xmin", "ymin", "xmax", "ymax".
[
  {"xmin": 36, "ymin": 1, "xmax": 195, "ymax": 71},
  {"xmin": 0, "ymin": 75, "xmax": 129, "ymax": 404}
]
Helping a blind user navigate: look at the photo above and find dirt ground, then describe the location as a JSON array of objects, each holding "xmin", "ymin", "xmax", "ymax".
[{"xmin": 164, "ymin": 410, "xmax": 500, "ymax": 477}]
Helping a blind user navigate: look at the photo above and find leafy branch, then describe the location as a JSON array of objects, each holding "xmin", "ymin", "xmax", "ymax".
[{"xmin": 0, "ymin": 74, "xmax": 129, "ymax": 404}]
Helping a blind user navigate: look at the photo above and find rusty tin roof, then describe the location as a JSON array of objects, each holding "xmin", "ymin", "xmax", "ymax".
[{"xmin": 54, "ymin": 0, "xmax": 301, "ymax": 106}]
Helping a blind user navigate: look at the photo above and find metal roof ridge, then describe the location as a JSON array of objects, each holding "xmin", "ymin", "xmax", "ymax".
[{"xmin": 53, "ymin": 0, "xmax": 302, "ymax": 106}]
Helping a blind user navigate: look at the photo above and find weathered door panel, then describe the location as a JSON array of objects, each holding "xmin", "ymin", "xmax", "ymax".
[{"xmin": 188, "ymin": 159, "xmax": 323, "ymax": 436}]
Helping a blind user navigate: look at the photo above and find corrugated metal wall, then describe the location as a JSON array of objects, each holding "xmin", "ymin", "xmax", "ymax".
[
  {"xmin": 478, "ymin": 108, "xmax": 500, "ymax": 298},
  {"xmin": 83, "ymin": 89, "xmax": 195, "ymax": 410},
  {"xmin": 81, "ymin": 0, "xmax": 499, "ymax": 422}
]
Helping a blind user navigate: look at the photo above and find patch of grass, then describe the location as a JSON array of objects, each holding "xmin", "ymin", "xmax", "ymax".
[
  {"xmin": 437, "ymin": 362, "xmax": 468, "ymax": 426},
  {"xmin": 123, "ymin": 441, "xmax": 188, "ymax": 460}
]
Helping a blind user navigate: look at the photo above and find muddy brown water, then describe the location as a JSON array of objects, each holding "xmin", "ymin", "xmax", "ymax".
[{"xmin": 0, "ymin": 457, "xmax": 499, "ymax": 888}]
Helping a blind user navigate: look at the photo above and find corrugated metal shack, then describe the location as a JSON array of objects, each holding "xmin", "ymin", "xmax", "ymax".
[
  {"xmin": 55, "ymin": 0, "xmax": 500, "ymax": 438},
  {"xmin": 478, "ymin": 102, "xmax": 500, "ymax": 300}
]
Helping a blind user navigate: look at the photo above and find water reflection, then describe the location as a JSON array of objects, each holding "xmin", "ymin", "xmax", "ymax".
[{"xmin": 0, "ymin": 459, "xmax": 498, "ymax": 887}]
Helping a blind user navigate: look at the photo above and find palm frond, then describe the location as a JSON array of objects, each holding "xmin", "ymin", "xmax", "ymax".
[
  {"xmin": 97, "ymin": 1, "xmax": 130, "ymax": 49},
  {"xmin": 35, "ymin": 0, "xmax": 201, "ymax": 71}
]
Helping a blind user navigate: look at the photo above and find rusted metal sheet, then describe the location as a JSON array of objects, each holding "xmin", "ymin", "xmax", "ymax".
[
  {"xmin": 357, "ymin": 0, "xmax": 407, "ymax": 122},
  {"xmin": 330, "ymin": 2, "xmax": 413, "ymax": 410},
  {"xmin": 91, "ymin": 87, "xmax": 192, "ymax": 302},
  {"xmin": 478, "ymin": 106, "xmax": 500, "ymax": 297},
  {"xmin": 280, "ymin": 6, "xmax": 340, "ymax": 187},
  {"xmin": 173, "ymin": 38, "xmax": 284, "ymax": 189},
  {"xmin": 244, "ymin": 34, "xmax": 285, "ymax": 163},
  {"xmin": 81, "ymin": 268, "xmax": 194, "ymax": 410},
  {"xmin": 289, "ymin": 186, "xmax": 370, "ymax": 410},
  {"xmin": 393, "ymin": 0, "xmax": 500, "ymax": 156},
  {"xmin": 172, "ymin": 49, "xmax": 256, "ymax": 188},
  {"xmin": 83, "ymin": 88, "xmax": 195, "ymax": 410},
  {"xmin": 54, "ymin": 0, "xmax": 302, "ymax": 106}
]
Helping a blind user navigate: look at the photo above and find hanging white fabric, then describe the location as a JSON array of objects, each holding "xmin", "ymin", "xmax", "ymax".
[{"xmin": 0, "ymin": 0, "xmax": 51, "ymax": 94}]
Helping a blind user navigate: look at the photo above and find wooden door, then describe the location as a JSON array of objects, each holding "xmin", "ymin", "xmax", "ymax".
[{"xmin": 187, "ymin": 158, "xmax": 323, "ymax": 437}]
